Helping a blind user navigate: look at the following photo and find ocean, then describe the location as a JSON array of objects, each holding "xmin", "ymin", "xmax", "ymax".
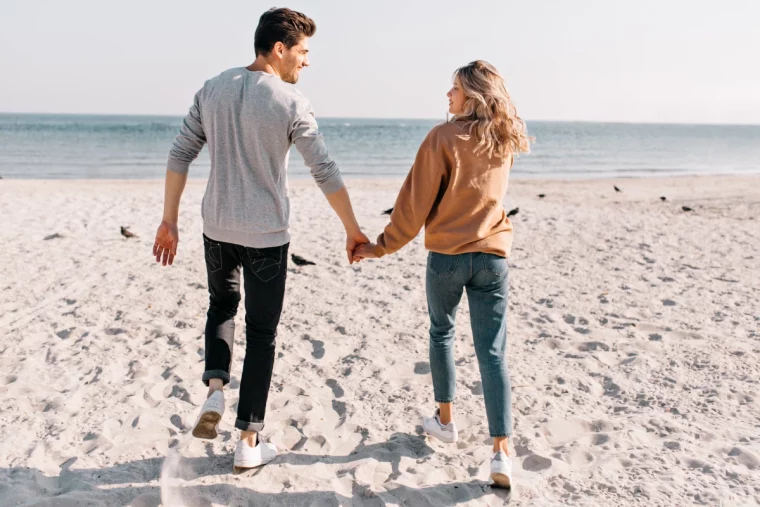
[{"xmin": 1, "ymin": 113, "xmax": 758, "ymax": 180}]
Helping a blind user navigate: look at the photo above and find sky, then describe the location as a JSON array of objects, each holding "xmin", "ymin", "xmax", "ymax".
[{"xmin": 1, "ymin": 0, "xmax": 758, "ymax": 124}]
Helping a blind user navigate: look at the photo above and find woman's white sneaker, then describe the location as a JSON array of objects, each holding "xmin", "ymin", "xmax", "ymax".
[
  {"xmin": 233, "ymin": 436, "xmax": 278, "ymax": 471},
  {"xmin": 489, "ymin": 451, "xmax": 512, "ymax": 489},
  {"xmin": 191, "ymin": 390, "xmax": 225, "ymax": 439},
  {"xmin": 422, "ymin": 408, "xmax": 458, "ymax": 443}
]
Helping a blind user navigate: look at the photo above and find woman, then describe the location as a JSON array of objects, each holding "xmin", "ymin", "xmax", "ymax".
[{"xmin": 354, "ymin": 60, "xmax": 531, "ymax": 488}]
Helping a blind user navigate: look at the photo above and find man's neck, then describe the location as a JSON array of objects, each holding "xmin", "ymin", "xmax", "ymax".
[{"xmin": 246, "ymin": 57, "xmax": 280, "ymax": 80}]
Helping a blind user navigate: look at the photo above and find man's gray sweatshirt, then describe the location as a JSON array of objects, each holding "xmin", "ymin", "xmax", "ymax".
[{"xmin": 167, "ymin": 68, "xmax": 345, "ymax": 248}]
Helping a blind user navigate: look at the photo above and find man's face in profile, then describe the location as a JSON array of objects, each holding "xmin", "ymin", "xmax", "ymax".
[{"xmin": 281, "ymin": 37, "xmax": 310, "ymax": 84}]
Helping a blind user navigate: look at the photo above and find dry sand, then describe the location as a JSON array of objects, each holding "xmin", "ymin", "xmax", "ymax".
[{"xmin": 0, "ymin": 175, "xmax": 758, "ymax": 506}]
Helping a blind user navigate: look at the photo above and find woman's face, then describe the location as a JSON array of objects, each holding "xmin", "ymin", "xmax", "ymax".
[{"xmin": 447, "ymin": 75, "xmax": 466, "ymax": 115}]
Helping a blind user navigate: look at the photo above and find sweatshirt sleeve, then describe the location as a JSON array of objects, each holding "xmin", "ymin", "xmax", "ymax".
[
  {"xmin": 167, "ymin": 89, "xmax": 207, "ymax": 175},
  {"xmin": 374, "ymin": 131, "xmax": 444, "ymax": 257},
  {"xmin": 291, "ymin": 101, "xmax": 345, "ymax": 195},
  {"xmin": 166, "ymin": 89, "xmax": 206, "ymax": 174}
]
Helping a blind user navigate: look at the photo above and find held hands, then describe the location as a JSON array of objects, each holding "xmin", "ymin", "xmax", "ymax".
[
  {"xmin": 153, "ymin": 220, "xmax": 179, "ymax": 266},
  {"xmin": 353, "ymin": 242, "xmax": 378, "ymax": 262},
  {"xmin": 346, "ymin": 229, "xmax": 371, "ymax": 265}
]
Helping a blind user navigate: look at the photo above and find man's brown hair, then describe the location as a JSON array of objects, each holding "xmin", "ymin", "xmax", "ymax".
[{"xmin": 254, "ymin": 8, "xmax": 316, "ymax": 57}]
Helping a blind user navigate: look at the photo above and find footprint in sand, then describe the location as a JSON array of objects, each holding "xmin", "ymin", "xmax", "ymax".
[
  {"xmin": 56, "ymin": 328, "xmax": 74, "ymax": 339},
  {"xmin": 593, "ymin": 434, "xmax": 610, "ymax": 445},
  {"xmin": 311, "ymin": 340, "xmax": 325, "ymax": 359},
  {"xmin": 603, "ymin": 377, "xmax": 621, "ymax": 397},
  {"xmin": 727, "ymin": 447, "xmax": 760, "ymax": 470},
  {"xmin": 332, "ymin": 400, "xmax": 347, "ymax": 419},
  {"xmin": 326, "ymin": 379, "xmax": 344, "ymax": 398},
  {"xmin": 170, "ymin": 415, "xmax": 185, "ymax": 430},
  {"xmin": 303, "ymin": 334, "xmax": 325, "ymax": 359},
  {"xmin": 578, "ymin": 341, "xmax": 610, "ymax": 352},
  {"xmin": 414, "ymin": 362, "xmax": 431, "ymax": 374},
  {"xmin": 523, "ymin": 454, "xmax": 552, "ymax": 471},
  {"xmin": 169, "ymin": 386, "xmax": 192, "ymax": 404}
]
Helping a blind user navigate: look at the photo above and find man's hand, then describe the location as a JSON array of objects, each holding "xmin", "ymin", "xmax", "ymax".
[
  {"xmin": 153, "ymin": 221, "xmax": 179, "ymax": 266},
  {"xmin": 346, "ymin": 230, "xmax": 370, "ymax": 265},
  {"xmin": 353, "ymin": 242, "xmax": 378, "ymax": 262}
]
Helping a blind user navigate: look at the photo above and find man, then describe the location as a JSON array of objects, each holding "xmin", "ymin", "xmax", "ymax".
[{"xmin": 152, "ymin": 7, "xmax": 368, "ymax": 470}]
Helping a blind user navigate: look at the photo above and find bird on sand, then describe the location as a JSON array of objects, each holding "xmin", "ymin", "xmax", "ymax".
[
  {"xmin": 507, "ymin": 207, "xmax": 519, "ymax": 218},
  {"xmin": 291, "ymin": 254, "xmax": 316, "ymax": 266},
  {"xmin": 120, "ymin": 226, "xmax": 137, "ymax": 238}
]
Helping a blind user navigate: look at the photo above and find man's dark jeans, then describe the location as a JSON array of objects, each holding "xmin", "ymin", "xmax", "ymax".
[{"xmin": 201, "ymin": 234, "xmax": 288, "ymax": 432}]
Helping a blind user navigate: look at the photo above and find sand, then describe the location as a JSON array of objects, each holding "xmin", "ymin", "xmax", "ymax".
[{"xmin": 0, "ymin": 175, "xmax": 758, "ymax": 506}]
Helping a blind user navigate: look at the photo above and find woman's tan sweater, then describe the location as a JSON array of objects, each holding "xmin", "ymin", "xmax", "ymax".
[{"xmin": 374, "ymin": 120, "xmax": 514, "ymax": 259}]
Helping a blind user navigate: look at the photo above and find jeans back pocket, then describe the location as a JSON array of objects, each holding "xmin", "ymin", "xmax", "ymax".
[
  {"xmin": 482, "ymin": 253, "xmax": 508, "ymax": 277},
  {"xmin": 246, "ymin": 246, "xmax": 283, "ymax": 283},
  {"xmin": 482, "ymin": 253, "xmax": 509, "ymax": 278},
  {"xmin": 428, "ymin": 252, "xmax": 460, "ymax": 276},
  {"xmin": 203, "ymin": 235, "xmax": 223, "ymax": 273}
]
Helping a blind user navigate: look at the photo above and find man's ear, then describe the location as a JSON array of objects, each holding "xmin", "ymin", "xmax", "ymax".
[{"xmin": 274, "ymin": 41, "xmax": 284, "ymax": 59}]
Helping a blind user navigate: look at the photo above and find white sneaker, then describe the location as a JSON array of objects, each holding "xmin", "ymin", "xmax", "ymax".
[
  {"xmin": 191, "ymin": 390, "xmax": 224, "ymax": 439},
  {"xmin": 489, "ymin": 451, "xmax": 512, "ymax": 489},
  {"xmin": 422, "ymin": 408, "xmax": 458, "ymax": 443},
  {"xmin": 233, "ymin": 436, "xmax": 278, "ymax": 470}
]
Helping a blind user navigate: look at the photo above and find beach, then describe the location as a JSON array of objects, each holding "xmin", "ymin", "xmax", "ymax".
[{"xmin": 1, "ymin": 175, "xmax": 759, "ymax": 506}]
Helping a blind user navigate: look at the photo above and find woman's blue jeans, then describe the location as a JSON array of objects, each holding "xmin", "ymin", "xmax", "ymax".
[{"xmin": 426, "ymin": 251, "xmax": 512, "ymax": 437}]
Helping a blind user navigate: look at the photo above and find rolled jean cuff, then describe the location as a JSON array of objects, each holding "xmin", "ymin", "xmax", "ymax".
[
  {"xmin": 490, "ymin": 432, "xmax": 512, "ymax": 438},
  {"xmin": 236, "ymin": 419, "xmax": 265, "ymax": 432},
  {"xmin": 202, "ymin": 370, "xmax": 230, "ymax": 386},
  {"xmin": 434, "ymin": 398, "xmax": 456, "ymax": 403}
]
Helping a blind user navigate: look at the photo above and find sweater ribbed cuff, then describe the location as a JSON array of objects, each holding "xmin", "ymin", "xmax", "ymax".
[
  {"xmin": 317, "ymin": 173, "xmax": 345, "ymax": 196},
  {"xmin": 373, "ymin": 239, "xmax": 388, "ymax": 258},
  {"xmin": 166, "ymin": 157, "xmax": 190, "ymax": 175}
]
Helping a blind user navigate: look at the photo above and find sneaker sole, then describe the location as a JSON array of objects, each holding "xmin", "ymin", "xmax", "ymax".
[
  {"xmin": 423, "ymin": 422, "xmax": 458, "ymax": 443},
  {"xmin": 426, "ymin": 433, "xmax": 458, "ymax": 444},
  {"xmin": 192, "ymin": 411, "xmax": 221, "ymax": 439},
  {"xmin": 232, "ymin": 457, "xmax": 275, "ymax": 473},
  {"xmin": 490, "ymin": 472, "xmax": 512, "ymax": 489}
]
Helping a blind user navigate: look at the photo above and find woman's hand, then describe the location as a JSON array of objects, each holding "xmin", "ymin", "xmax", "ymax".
[{"xmin": 353, "ymin": 242, "xmax": 378, "ymax": 262}]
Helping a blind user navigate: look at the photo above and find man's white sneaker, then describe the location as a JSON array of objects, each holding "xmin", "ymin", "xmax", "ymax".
[
  {"xmin": 489, "ymin": 451, "xmax": 512, "ymax": 489},
  {"xmin": 191, "ymin": 390, "xmax": 225, "ymax": 439},
  {"xmin": 422, "ymin": 408, "xmax": 458, "ymax": 443},
  {"xmin": 233, "ymin": 436, "xmax": 278, "ymax": 471}
]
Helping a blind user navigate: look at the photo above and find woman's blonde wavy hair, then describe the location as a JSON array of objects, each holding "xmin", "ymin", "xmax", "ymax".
[{"xmin": 452, "ymin": 60, "xmax": 532, "ymax": 161}]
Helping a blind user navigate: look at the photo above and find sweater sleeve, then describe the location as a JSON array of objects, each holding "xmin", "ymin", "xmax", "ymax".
[
  {"xmin": 374, "ymin": 131, "xmax": 444, "ymax": 257},
  {"xmin": 167, "ymin": 89, "xmax": 207, "ymax": 175},
  {"xmin": 291, "ymin": 101, "xmax": 345, "ymax": 195}
]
